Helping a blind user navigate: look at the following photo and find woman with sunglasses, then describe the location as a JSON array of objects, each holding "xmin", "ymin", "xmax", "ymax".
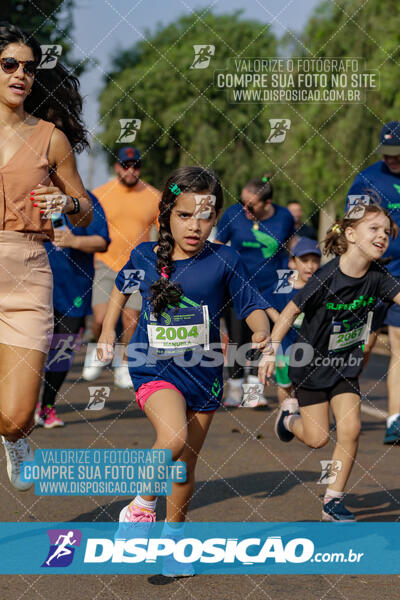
[
  {"xmin": 0, "ymin": 22, "xmax": 92, "ymax": 491},
  {"xmin": 215, "ymin": 175, "xmax": 295, "ymax": 406}
]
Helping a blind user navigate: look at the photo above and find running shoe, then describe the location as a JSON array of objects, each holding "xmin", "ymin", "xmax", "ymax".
[
  {"xmin": 119, "ymin": 503, "xmax": 156, "ymax": 523},
  {"xmin": 274, "ymin": 397, "xmax": 299, "ymax": 442},
  {"xmin": 383, "ymin": 416, "xmax": 400, "ymax": 444},
  {"xmin": 34, "ymin": 402, "xmax": 45, "ymax": 426},
  {"xmin": 2, "ymin": 436, "xmax": 34, "ymax": 491},
  {"xmin": 246, "ymin": 375, "xmax": 269, "ymax": 407},
  {"xmin": 162, "ymin": 542, "xmax": 195, "ymax": 577},
  {"xmin": 115, "ymin": 502, "xmax": 156, "ymax": 539},
  {"xmin": 322, "ymin": 497, "xmax": 355, "ymax": 522},
  {"xmin": 82, "ymin": 346, "xmax": 105, "ymax": 381},
  {"xmin": 114, "ymin": 362, "xmax": 133, "ymax": 389},
  {"xmin": 223, "ymin": 378, "xmax": 244, "ymax": 407},
  {"xmin": 43, "ymin": 407, "xmax": 64, "ymax": 429}
]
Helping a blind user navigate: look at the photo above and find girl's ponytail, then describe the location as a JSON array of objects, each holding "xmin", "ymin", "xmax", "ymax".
[
  {"xmin": 322, "ymin": 202, "xmax": 398, "ymax": 256},
  {"xmin": 244, "ymin": 172, "xmax": 274, "ymax": 203}
]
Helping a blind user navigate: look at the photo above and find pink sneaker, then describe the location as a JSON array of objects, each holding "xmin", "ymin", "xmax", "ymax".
[
  {"xmin": 43, "ymin": 407, "xmax": 64, "ymax": 429},
  {"xmin": 119, "ymin": 502, "xmax": 156, "ymax": 522}
]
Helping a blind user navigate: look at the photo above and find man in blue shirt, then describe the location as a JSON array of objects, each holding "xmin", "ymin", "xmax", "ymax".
[
  {"xmin": 346, "ymin": 120, "xmax": 400, "ymax": 444},
  {"xmin": 36, "ymin": 191, "xmax": 110, "ymax": 428},
  {"xmin": 216, "ymin": 175, "xmax": 295, "ymax": 406}
]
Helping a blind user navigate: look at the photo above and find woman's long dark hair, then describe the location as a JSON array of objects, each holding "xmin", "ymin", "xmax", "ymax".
[
  {"xmin": 0, "ymin": 22, "xmax": 88, "ymax": 152},
  {"xmin": 150, "ymin": 166, "xmax": 223, "ymax": 316}
]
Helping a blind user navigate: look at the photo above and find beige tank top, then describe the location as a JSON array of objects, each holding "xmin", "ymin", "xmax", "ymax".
[{"xmin": 0, "ymin": 119, "xmax": 55, "ymax": 240}]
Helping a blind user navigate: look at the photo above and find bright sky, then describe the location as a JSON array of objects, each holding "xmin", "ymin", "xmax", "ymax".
[{"xmin": 72, "ymin": 0, "xmax": 321, "ymax": 188}]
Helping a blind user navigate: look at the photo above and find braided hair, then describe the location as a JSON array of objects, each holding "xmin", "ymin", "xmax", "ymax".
[
  {"xmin": 150, "ymin": 166, "xmax": 223, "ymax": 316},
  {"xmin": 323, "ymin": 202, "xmax": 397, "ymax": 256}
]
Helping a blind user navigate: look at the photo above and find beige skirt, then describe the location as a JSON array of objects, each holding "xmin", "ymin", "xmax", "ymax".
[{"xmin": 0, "ymin": 231, "xmax": 53, "ymax": 354}]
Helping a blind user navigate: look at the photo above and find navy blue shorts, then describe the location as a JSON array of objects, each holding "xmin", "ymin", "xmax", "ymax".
[
  {"xmin": 385, "ymin": 302, "xmax": 400, "ymax": 327},
  {"xmin": 371, "ymin": 301, "xmax": 389, "ymax": 332}
]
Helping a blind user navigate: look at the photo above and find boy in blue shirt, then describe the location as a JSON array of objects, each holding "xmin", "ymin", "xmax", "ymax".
[{"xmin": 264, "ymin": 238, "xmax": 321, "ymax": 406}]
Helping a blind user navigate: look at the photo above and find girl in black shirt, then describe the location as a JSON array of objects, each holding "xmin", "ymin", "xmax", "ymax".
[{"xmin": 262, "ymin": 204, "xmax": 400, "ymax": 521}]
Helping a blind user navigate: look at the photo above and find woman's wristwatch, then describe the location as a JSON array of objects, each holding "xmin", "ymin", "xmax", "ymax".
[{"xmin": 66, "ymin": 197, "xmax": 81, "ymax": 215}]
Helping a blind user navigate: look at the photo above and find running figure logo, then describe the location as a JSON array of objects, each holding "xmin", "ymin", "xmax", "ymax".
[
  {"xmin": 45, "ymin": 333, "xmax": 81, "ymax": 372},
  {"xmin": 42, "ymin": 529, "xmax": 82, "ymax": 568},
  {"xmin": 274, "ymin": 269, "xmax": 298, "ymax": 294},
  {"xmin": 193, "ymin": 194, "xmax": 216, "ymax": 219},
  {"xmin": 38, "ymin": 45, "xmax": 62, "ymax": 69},
  {"xmin": 86, "ymin": 386, "xmax": 110, "ymax": 411},
  {"xmin": 190, "ymin": 45, "xmax": 215, "ymax": 69},
  {"xmin": 266, "ymin": 119, "xmax": 291, "ymax": 143},
  {"xmin": 346, "ymin": 194, "xmax": 370, "ymax": 219},
  {"xmin": 116, "ymin": 119, "xmax": 142, "ymax": 143},
  {"xmin": 318, "ymin": 460, "xmax": 342, "ymax": 485},
  {"xmin": 120, "ymin": 269, "xmax": 145, "ymax": 293},
  {"xmin": 241, "ymin": 383, "xmax": 264, "ymax": 408}
]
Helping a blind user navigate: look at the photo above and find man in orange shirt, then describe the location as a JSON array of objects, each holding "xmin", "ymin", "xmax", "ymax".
[{"xmin": 83, "ymin": 147, "xmax": 160, "ymax": 387}]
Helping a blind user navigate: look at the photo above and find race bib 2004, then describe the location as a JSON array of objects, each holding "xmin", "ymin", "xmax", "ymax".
[{"xmin": 147, "ymin": 305, "xmax": 210, "ymax": 356}]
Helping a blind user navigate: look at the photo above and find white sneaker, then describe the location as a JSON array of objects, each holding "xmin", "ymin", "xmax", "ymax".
[
  {"xmin": 246, "ymin": 375, "xmax": 269, "ymax": 407},
  {"xmin": 114, "ymin": 362, "xmax": 133, "ymax": 389},
  {"xmin": 82, "ymin": 346, "xmax": 105, "ymax": 381},
  {"xmin": 223, "ymin": 378, "xmax": 244, "ymax": 407},
  {"xmin": 2, "ymin": 436, "xmax": 34, "ymax": 491}
]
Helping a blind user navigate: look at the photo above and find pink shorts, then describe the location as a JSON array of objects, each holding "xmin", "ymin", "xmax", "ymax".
[{"xmin": 135, "ymin": 380, "xmax": 182, "ymax": 411}]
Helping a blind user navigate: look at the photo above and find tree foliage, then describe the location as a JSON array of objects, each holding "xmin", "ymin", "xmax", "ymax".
[
  {"xmin": 279, "ymin": 0, "xmax": 400, "ymax": 225},
  {"xmin": 98, "ymin": 2, "xmax": 400, "ymax": 221},
  {"xmin": 99, "ymin": 11, "xmax": 279, "ymax": 205}
]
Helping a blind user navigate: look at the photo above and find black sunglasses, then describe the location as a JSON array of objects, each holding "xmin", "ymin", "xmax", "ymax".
[
  {"xmin": 120, "ymin": 161, "xmax": 141, "ymax": 170},
  {"xmin": 1, "ymin": 57, "xmax": 37, "ymax": 76}
]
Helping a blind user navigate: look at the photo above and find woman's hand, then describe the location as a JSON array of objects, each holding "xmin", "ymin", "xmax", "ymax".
[
  {"xmin": 31, "ymin": 183, "xmax": 75, "ymax": 216},
  {"xmin": 53, "ymin": 229, "xmax": 78, "ymax": 249},
  {"xmin": 97, "ymin": 329, "xmax": 116, "ymax": 362}
]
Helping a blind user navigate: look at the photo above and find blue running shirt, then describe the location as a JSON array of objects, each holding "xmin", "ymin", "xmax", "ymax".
[
  {"xmin": 216, "ymin": 203, "xmax": 295, "ymax": 293},
  {"xmin": 346, "ymin": 160, "xmax": 400, "ymax": 276},
  {"xmin": 45, "ymin": 191, "xmax": 110, "ymax": 317},
  {"xmin": 263, "ymin": 284, "xmax": 304, "ymax": 353},
  {"xmin": 115, "ymin": 241, "xmax": 268, "ymax": 410}
]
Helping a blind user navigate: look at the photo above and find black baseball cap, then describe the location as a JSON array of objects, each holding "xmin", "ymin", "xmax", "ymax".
[
  {"xmin": 117, "ymin": 147, "xmax": 141, "ymax": 164},
  {"xmin": 379, "ymin": 121, "xmax": 400, "ymax": 156}
]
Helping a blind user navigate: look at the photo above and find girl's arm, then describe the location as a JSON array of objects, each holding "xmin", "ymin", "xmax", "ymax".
[
  {"xmin": 97, "ymin": 286, "xmax": 130, "ymax": 361},
  {"xmin": 244, "ymin": 309, "xmax": 271, "ymax": 384},
  {"xmin": 269, "ymin": 301, "xmax": 301, "ymax": 346},
  {"xmin": 261, "ymin": 301, "xmax": 301, "ymax": 382},
  {"xmin": 392, "ymin": 292, "xmax": 400, "ymax": 306},
  {"xmin": 266, "ymin": 307, "xmax": 280, "ymax": 323},
  {"xmin": 245, "ymin": 308, "xmax": 270, "ymax": 342}
]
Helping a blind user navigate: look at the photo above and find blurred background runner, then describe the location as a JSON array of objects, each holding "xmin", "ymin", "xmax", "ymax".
[
  {"xmin": 36, "ymin": 191, "xmax": 110, "ymax": 428},
  {"xmin": 82, "ymin": 147, "xmax": 160, "ymax": 388}
]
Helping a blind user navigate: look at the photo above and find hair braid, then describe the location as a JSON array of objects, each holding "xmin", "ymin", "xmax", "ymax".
[{"xmin": 149, "ymin": 166, "xmax": 223, "ymax": 316}]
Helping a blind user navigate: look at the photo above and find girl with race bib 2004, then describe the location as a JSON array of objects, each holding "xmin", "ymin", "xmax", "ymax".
[
  {"xmin": 97, "ymin": 167, "xmax": 270, "ymax": 540},
  {"xmin": 263, "ymin": 203, "xmax": 400, "ymax": 522}
]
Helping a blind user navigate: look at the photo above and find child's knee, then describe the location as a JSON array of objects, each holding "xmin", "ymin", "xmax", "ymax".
[
  {"xmin": 337, "ymin": 420, "xmax": 361, "ymax": 442},
  {"xmin": 304, "ymin": 432, "xmax": 330, "ymax": 448}
]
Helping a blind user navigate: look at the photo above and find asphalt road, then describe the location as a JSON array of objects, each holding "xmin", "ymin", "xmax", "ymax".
[{"xmin": 0, "ymin": 348, "xmax": 398, "ymax": 599}]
